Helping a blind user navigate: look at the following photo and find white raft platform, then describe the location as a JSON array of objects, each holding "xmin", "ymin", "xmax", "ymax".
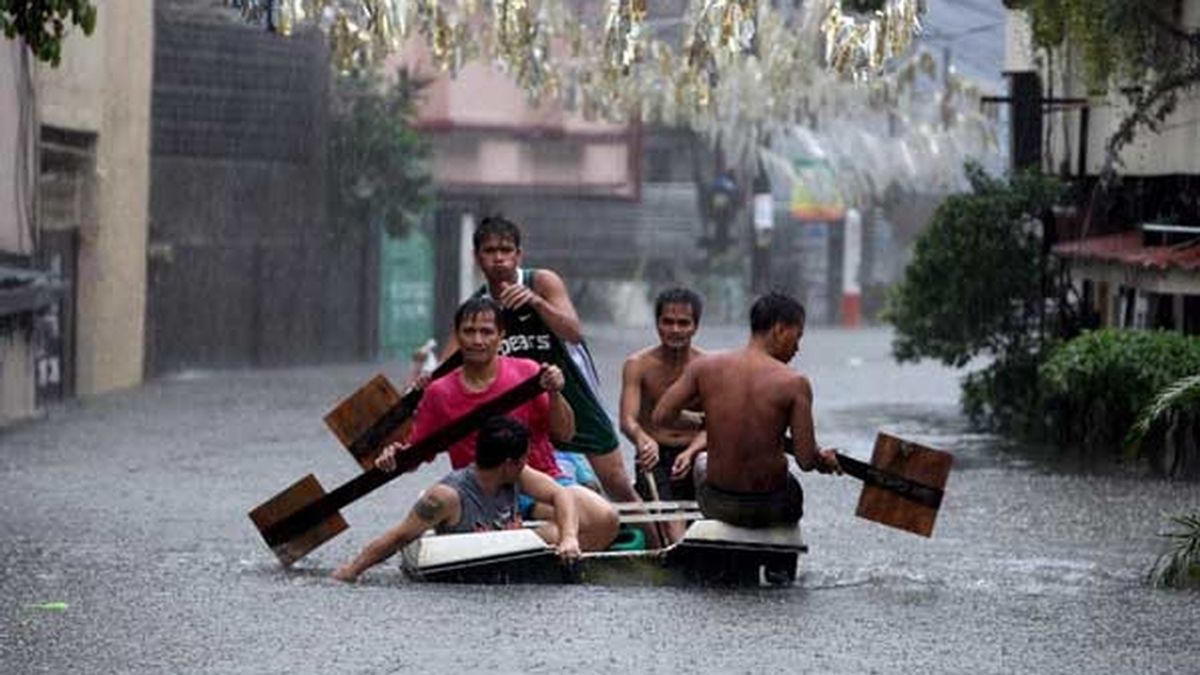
[{"xmin": 400, "ymin": 518, "xmax": 807, "ymax": 587}]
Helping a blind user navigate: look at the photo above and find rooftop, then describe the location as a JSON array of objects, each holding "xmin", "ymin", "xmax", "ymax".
[{"xmin": 1052, "ymin": 231, "xmax": 1200, "ymax": 272}]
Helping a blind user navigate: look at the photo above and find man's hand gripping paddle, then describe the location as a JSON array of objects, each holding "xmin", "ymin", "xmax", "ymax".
[
  {"xmin": 248, "ymin": 371, "xmax": 544, "ymax": 567},
  {"xmin": 323, "ymin": 352, "xmax": 463, "ymax": 470},
  {"xmin": 832, "ymin": 432, "xmax": 953, "ymax": 537}
]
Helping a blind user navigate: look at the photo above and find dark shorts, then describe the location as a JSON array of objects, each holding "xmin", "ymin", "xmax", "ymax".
[
  {"xmin": 635, "ymin": 444, "xmax": 696, "ymax": 501},
  {"xmin": 697, "ymin": 474, "xmax": 804, "ymax": 528}
]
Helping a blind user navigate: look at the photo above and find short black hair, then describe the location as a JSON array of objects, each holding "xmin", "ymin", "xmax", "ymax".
[
  {"xmin": 453, "ymin": 296, "xmax": 506, "ymax": 332},
  {"xmin": 473, "ymin": 215, "xmax": 522, "ymax": 250},
  {"xmin": 749, "ymin": 291, "xmax": 806, "ymax": 334},
  {"xmin": 475, "ymin": 416, "xmax": 531, "ymax": 469},
  {"xmin": 654, "ymin": 287, "xmax": 703, "ymax": 324}
]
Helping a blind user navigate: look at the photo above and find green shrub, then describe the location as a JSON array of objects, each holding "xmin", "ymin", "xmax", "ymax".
[
  {"xmin": 962, "ymin": 348, "xmax": 1048, "ymax": 435},
  {"xmin": 1039, "ymin": 329, "xmax": 1200, "ymax": 456},
  {"xmin": 1147, "ymin": 512, "xmax": 1200, "ymax": 589}
]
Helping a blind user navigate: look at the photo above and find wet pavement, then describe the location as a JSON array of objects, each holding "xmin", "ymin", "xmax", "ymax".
[{"xmin": 1, "ymin": 325, "xmax": 1197, "ymax": 674}]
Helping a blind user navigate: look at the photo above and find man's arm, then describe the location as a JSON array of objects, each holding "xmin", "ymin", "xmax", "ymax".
[
  {"xmin": 670, "ymin": 429, "xmax": 707, "ymax": 480},
  {"xmin": 498, "ymin": 268, "xmax": 583, "ymax": 343},
  {"xmin": 619, "ymin": 355, "xmax": 660, "ymax": 469},
  {"xmin": 788, "ymin": 376, "xmax": 839, "ymax": 474},
  {"xmin": 547, "ymin": 389, "xmax": 575, "ymax": 445},
  {"xmin": 331, "ymin": 485, "xmax": 457, "ymax": 582},
  {"xmin": 651, "ymin": 361, "xmax": 700, "ymax": 428},
  {"xmin": 518, "ymin": 468, "xmax": 580, "ymax": 561}
]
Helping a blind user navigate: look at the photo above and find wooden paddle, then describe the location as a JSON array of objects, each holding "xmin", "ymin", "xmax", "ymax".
[
  {"xmin": 639, "ymin": 471, "xmax": 671, "ymax": 544},
  {"xmin": 323, "ymin": 351, "xmax": 464, "ymax": 470},
  {"xmin": 836, "ymin": 432, "xmax": 953, "ymax": 537},
  {"xmin": 249, "ymin": 371, "xmax": 544, "ymax": 567}
]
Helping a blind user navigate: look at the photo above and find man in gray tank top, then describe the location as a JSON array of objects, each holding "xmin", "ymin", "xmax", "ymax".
[{"xmin": 333, "ymin": 417, "xmax": 585, "ymax": 583}]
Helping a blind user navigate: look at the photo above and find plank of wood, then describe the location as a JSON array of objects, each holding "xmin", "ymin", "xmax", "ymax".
[
  {"xmin": 849, "ymin": 432, "xmax": 953, "ymax": 537},
  {"xmin": 247, "ymin": 474, "xmax": 347, "ymax": 566},
  {"xmin": 323, "ymin": 352, "xmax": 463, "ymax": 470},
  {"xmin": 323, "ymin": 375, "xmax": 403, "ymax": 470}
]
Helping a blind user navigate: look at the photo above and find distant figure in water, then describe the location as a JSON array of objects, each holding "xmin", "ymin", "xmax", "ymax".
[
  {"xmin": 332, "ymin": 416, "xmax": 580, "ymax": 583},
  {"xmin": 652, "ymin": 291, "xmax": 840, "ymax": 528}
]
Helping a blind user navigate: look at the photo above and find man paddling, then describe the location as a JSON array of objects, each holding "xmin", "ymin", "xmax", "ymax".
[
  {"xmin": 387, "ymin": 296, "xmax": 618, "ymax": 549},
  {"xmin": 652, "ymin": 291, "xmax": 840, "ymax": 528},
  {"xmin": 332, "ymin": 416, "xmax": 582, "ymax": 582},
  {"xmin": 620, "ymin": 287, "xmax": 707, "ymax": 542}
]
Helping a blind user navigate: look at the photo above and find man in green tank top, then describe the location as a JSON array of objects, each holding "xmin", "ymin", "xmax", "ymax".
[{"xmin": 443, "ymin": 216, "xmax": 650, "ymax": 528}]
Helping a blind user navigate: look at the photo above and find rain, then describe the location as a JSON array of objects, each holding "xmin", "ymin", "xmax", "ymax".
[{"xmin": 2, "ymin": 1, "xmax": 1197, "ymax": 673}]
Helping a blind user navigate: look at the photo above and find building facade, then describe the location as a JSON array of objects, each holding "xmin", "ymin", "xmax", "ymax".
[
  {"xmin": 1006, "ymin": 2, "xmax": 1200, "ymax": 333},
  {"xmin": 0, "ymin": 4, "xmax": 153, "ymax": 426}
]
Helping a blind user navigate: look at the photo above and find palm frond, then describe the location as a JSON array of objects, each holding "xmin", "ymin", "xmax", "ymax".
[
  {"xmin": 1147, "ymin": 511, "xmax": 1200, "ymax": 589},
  {"xmin": 1125, "ymin": 374, "xmax": 1200, "ymax": 458}
]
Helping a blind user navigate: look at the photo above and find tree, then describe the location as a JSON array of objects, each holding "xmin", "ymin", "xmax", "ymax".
[
  {"xmin": 1007, "ymin": 0, "xmax": 1200, "ymax": 182},
  {"xmin": 1, "ymin": 0, "xmax": 96, "ymax": 66},
  {"xmin": 884, "ymin": 162, "xmax": 1065, "ymax": 430},
  {"xmin": 328, "ymin": 67, "xmax": 434, "ymax": 240}
]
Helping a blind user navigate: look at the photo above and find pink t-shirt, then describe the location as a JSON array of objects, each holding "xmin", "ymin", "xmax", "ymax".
[{"xmin": 408, "ymin": 356, "xmax": 562, "ymax": 478}]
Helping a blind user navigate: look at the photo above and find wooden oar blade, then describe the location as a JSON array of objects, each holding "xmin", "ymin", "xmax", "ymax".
[
  {"xmin": 324, "ymin": 375, "xmax": 404, "ymax": 470},
  {"xmin": 248, "ymin": 474, "xmax": 348, "ymax": 567},
  {"xmin": 324, "ymin": 353, "xmax": 464, "ymax": 470},
  {"xmin": 853, "ymin": 432, "xmax": 953, "ymax": 537}
]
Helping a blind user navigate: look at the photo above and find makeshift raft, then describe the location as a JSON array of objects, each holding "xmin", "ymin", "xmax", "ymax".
[{"xmin": 400, "ymin": 502, "xmax": 807, "ymax": 587}]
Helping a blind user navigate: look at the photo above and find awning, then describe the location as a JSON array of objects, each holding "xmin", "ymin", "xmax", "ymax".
[{"xmin": 1052, "ymin": 231, "xmax": 1200, "ymax": 272}]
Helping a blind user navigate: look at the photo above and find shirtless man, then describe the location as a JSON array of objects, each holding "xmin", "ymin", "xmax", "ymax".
[
  {"xmin": 332, "ymin": 416, "xmax": 581, "ymax": 582},
  {"xmin": 651, "ymin": 291, "xmax": 840, "ymax": 528},
  {"xmin": 620, "ymin": 288, "xmax": 707, "ymax": 542}
]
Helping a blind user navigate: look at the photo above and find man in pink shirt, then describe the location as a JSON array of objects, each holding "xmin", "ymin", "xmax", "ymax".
[{"xmin": 378, "ymin": 297, "xmax": 618, "ymax": 551}]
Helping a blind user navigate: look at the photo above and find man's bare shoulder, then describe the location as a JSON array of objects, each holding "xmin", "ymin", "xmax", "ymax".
[
  {"xmin": 622, "ymin": 345, "xmax": 659, "ymax": 377},
  {"xmin": 775, "ymin": 369, "xmax": 813, "ymax": 401},
  {"xmin": 414, "ymin": 483, "xmax": 459, "ymax": 520},
  {"xmin": 424, "ymin": 482, "xmax": 458, "ymax": 502},
  {"xmin": 685, "ymin": 350, "xmax": 735, "ymax": 377},
  {"xmin": 624, "ymin": 344, "xmax": 660, "ymax": 366},
  {"xmin": 529, "ymin": 267, "xmax": 567, "ymax": 291}
]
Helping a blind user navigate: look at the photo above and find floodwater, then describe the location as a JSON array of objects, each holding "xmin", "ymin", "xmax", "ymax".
[{"xmin": 1, "ymin": 325, "xmax": 1196, "ymax": 674}]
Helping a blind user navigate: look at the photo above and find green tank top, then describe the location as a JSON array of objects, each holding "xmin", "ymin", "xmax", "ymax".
[{"xmin": 473, "ymin": 269, "xmax": 619, "ymax": 455}]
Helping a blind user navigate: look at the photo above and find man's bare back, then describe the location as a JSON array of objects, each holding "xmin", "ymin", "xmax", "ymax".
[{"xmin": 677, "ymin": 348, "xmax": 811, "ymax": 492}]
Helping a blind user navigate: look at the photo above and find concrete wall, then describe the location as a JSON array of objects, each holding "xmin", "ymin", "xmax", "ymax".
[
  {"xmin": 0, "ymin": 325, "xmax": 36, "ymax": 425},
  {"xmin": 146, "ymin": 9, "xmax": 364, "ymax": 375},
  {"xmin": 0, "ymin": 41, "xmax": 33, "ymax": 255},
  {"xmin": 37, "ymin": 2, "xmax": 154, "ymax": 395},
  {"xmin": 393, "ymin": 43, "xmax": 636, "ymax": 197},
  {"xmin": 0, "ymin": 41, "xmax": 36, "ymax": 424}
]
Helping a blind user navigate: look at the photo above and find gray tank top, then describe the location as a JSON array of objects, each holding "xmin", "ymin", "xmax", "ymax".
[{"xmin": 437, "ymin": 468, "xmax": 520, "ymax": 533}]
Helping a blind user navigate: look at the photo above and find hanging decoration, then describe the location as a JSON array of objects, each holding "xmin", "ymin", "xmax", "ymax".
[
  {"xmin": 226, "ymin": 1, "xmax": 948, "ymax": 172},
  {"xmin": 226, "ymin": 0, "xmax": 1002, "ymax": 203}
]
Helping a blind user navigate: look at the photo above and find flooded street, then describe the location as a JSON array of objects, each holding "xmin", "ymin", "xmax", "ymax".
[{"xmin": 2, "ymin": 325, "xmax": 1196, "ymax": 674}]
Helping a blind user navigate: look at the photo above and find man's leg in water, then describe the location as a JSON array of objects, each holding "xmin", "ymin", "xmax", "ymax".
[{"xmin": 587, "ymin": 449, "xmax": 662, "ymax": 549}]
